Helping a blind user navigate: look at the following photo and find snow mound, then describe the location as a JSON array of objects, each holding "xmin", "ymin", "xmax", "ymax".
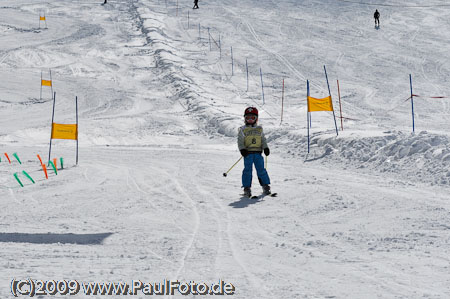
[{"xmin": 298, "ymin": 130, "xmax": 450, "ymax": 186}]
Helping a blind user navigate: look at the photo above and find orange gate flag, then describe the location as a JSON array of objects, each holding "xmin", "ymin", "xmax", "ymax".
[
  {"xmin": 40, "ymin": 16, "xmax": 46, "ymax": 21},
  {"xmin": 307, "ymin": 96, "xmax": 334, "ymax": 112},
  {"xmin": 41, "ymin": 79, "xmax": 52, "ymax": 86},
  {"xmin": 51, "ymin": 123, "xmax": 78, "ymax": 140}
]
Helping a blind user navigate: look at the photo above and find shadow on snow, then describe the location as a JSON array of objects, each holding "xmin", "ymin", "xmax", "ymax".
[
  {"xmin": 229, "ymin": 196, "xmax": 263, "ymax": 208},
  {"xmin": 0, "ymin": 232, "xmax": 113, "ymax": 245}
]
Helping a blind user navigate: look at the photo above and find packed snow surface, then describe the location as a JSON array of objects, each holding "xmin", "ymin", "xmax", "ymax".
[{"xmin": 0, "ymin": 0, "xmax": 449, "ymax": 298}]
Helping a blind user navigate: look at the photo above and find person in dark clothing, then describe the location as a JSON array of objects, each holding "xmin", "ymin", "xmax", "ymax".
[
  {"xmin": 193, "ymin": 0, "xmax": 199, "ymax": 9},
  {"xmin": 374, "ymin": 9, "xmax": 380, "ymax": 27}
]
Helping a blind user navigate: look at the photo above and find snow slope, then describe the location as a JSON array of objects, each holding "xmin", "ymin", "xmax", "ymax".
[{"xmin": 1, "ymin": 0, "xmax": 449, "ymax": 298}]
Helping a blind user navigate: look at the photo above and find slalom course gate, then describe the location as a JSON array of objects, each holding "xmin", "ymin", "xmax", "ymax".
[
  {"xmin": 306, "ymin": 66, "xmax": 339, "ymax": 153},
  {"xmin": 40, "ymin": 70, "xmax": 53, "ymax": 103},
  {"xmin": 48, "ymin": 92, "xmax": 79, "ymax": 165},
  {"xmin": 405, "ymin": 74, "xmax": 449, "ymax": 133}
]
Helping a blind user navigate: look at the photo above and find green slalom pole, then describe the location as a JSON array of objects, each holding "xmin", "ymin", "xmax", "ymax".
[
  {"xmin": 13, "ymin": 173, "xmax": 24, "ymax": 187},
  {"xmin": 22, "ymin": 171, "xmax": 35, "ymax": 184},
  {"xmin": 13, "ymin": 153, "xmax": 22, "ymax": 164},
  {"xmin": 48, "ymin": 160, "xmax": 57, "ymax": 175},
  {"xmin": 60, "ymin": 157, "xmax": 64, "ymax": 169}
]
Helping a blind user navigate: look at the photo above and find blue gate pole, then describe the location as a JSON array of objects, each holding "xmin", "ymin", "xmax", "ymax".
[
  {"xmin": 208, "ymin": 28, "xmax": 211, "ymax": 51},
  {"xmin": 260, "ymin": 67, "xmax": 265, "ymax": 104},
  {"xmin": 310, "ymin": 103, "xmax": 312, "ymax": 128},
  {"xmin": 410, "ymin": 74, "xmax": 415, "ymax": 133},
  {"xmin": 231, "ymin": 46, "xmax": 234, "ymax": 76},
  {"xmin": 246, "ymin": 58, "xmax": 249, "ymax": 92},
  {"xmin": 324, "ymin": 65, "xmax": 339, "ymax": 136},
  {"xmin": 219, "ymin": 34, "xmax": 221, "ymax": 59}
]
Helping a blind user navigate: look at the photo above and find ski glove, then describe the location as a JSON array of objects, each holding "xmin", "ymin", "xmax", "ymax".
[
  {"xmin": 264, "ymin": 148, "xmax": 270, "ymax": 156},
  {"xmin": 240, "ymin": 149, "xmax": 249, "ymax": 157}
]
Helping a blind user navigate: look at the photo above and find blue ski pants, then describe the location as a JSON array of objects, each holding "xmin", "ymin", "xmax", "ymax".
[{"xmin": 242, "ymin": 153, "xmax": 270, "ymax": 188}]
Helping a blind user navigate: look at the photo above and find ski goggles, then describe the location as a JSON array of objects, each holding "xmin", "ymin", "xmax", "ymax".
[{"xmin": 245, "ymin": 115, "xmax": 257, "ymax": 121}]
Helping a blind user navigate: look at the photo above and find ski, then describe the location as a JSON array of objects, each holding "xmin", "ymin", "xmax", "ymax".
[
  {"xmin": 258, "ymin": 192, "xmax": 278, "ymax": 199},
  {"xmin": 241, "ymin": 192, "xmax": 278, "ymax": 199},
  {"xmin": 241, "ymin": 192, "xmax": 277, "ymax": 199},
  {"xmin": 263, "ymin": 192, "xmax": 277, "ymax": 198}
]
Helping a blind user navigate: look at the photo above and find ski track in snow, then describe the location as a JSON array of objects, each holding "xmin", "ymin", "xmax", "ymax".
[{"xmin": 0, "ymin": 0, "xmax": 449, "ymax": 298}]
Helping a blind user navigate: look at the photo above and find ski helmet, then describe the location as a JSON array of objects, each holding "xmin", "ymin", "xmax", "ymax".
[
  {"xmin": 244, "ymin": 107, "xmax": 258, "ymax": 116},
  {"xmin": 244, "ymin": 107, "xmax": 258, "ymax": 124}
]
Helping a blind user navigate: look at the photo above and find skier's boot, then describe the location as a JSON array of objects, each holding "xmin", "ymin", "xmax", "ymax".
[
  {"xmin": 243, "ymin": 187, "xmax": 252, "ymax": 198},
  {"xmin": 262, "ymin": 185, "xmax": 271, "ymax": 195}
]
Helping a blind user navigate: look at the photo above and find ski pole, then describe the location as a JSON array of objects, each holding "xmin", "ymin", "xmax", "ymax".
[
  {"xmin": 265, "ymin": 155, "xmax": 268, "ymax": 169},
  {"xmin": 223, "ymin": 156, "xmax": 243, "ymax": 177}
]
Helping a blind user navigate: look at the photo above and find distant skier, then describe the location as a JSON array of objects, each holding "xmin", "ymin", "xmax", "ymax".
[
  {"xmin": 238, "ymin": 107, "xmax": 271, "ymax": 198},
  {"xmin": 193, "ymin": 0, "xmax": 199, "ymax": 9},
  {"xmin": 374, "ymin": 9, "xmax": 380, "ymax": 27}
]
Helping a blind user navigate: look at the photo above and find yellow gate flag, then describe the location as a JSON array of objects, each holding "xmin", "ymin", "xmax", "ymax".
[
  {"xmin": 40, "ymin": 16, "xmax": 46, "ymax": 21},
  {"xmin": 307, "ymin": 96, "xmax": 333, "ymax": 112},
  {"xmin": 41, "ymin": 79, "xmax": 52, "ymax": 86},
  {"xmin": 52, "ymin": 123, "xmax": 78, "ymax": 140}
]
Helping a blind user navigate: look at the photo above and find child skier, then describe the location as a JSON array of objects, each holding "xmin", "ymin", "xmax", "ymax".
[{"xmin": 238, "ymin": 107, "xmax": 271, "ymax": 197}]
